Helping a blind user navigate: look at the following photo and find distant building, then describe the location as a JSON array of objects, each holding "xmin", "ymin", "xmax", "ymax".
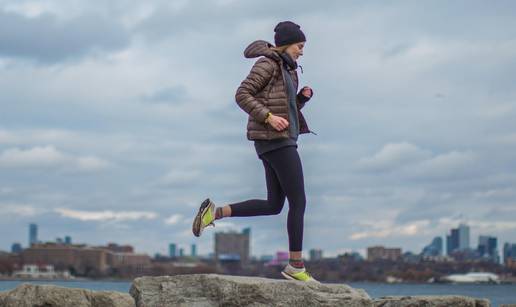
[
  {"xmin": 29, "ymin": 223, "xmax": 38, "ymax": 246},
  {"xmin": 309, "ymin": 248, "xmax": 323, "ymax": 261},
  {"xmin": 260, "ymin": 254, "xmax": 274, "ymax": 262},
  {"xmin": 65, "ymin": 236, "xmax": 72, "ymax": 245},
  {"xmin": 21, "ymin": 242, "xmax": 150, "ymax": 276},
  {"xmin": 179, "ymin": 248, "xmax": 184, "ymax": 257},
  {"xmin": 458, "ymin": 224, "xmax": 470, "ymax": 250},
  {"xmin": 503, "ymin": 242, "xmax": 516, "ymax": 267},
  {"xmin": 169, "ymin": 243, "xmax": 177, "ymax": 258},
  {"xmin": 446, "ymin": 224, "xmax": 470, "ymax": 255},
  {"xmin": 367, "ymin": 246, "xmax": 402, "ymax": 261},
  {"xmin": 338, "ymin": 251, "xmax": 364, "ymax": 262},
  {"xmin": 422, "ymin": 237, "xmax": 443, "ymax": 257},
  {"xmin": 11, "ymin": 243, "xmax": 23, "ymax": 254},
  {"xmin": 104, "ymin": 243, "xmax": 134, "ymax": 253},
  {"xmin": 478, "ymin": 235, "xmax": 498, "ymax": 263},
  {"xmin": 215, "ymin": 229, "xmax": 250, "ymax": 263},
  {"xmin": 191, "ymin": 244, "xmax": 197, "ymax": 257}
]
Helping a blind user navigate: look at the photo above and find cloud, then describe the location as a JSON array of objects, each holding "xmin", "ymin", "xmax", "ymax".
[
  {"xmin": 410, "ymin": 150, "xmax": 477, "ymax": 179},
  {"xmin": 0, "ymin": 9, "xmax": 130, "ymax": 63},
  {"xmin": 142, "ymin": 85, "xmax": 189, "ymax": 105},
  {"xmin": 0, "ymin": 146, "xmax": 67, "ymax": 167},
  {"xmin": 0, "ymin": 145, "xmax": 110, "ymax": 172},
  {"xmin": 350, "ymin": 219, "xmax": 431, "ymax": 240},
  {"xmin": 0, "ymin": 203, "xmax": 39, "ymax": 216},
  {"xmin": 54, "ymin": 208, "xmax": 157, "ymax": 222},
  {"xmin": 158, "ymin": 169, "xmax": 202, "ymax": 187},
  {"xmin": 77, "ymin": 156, "xmax": 110, "ymax": 171},
  {"xmin": 357, "ymin": 142, "xmax": 431, "ymax": 172},
  {"xmin": 164, "ymin": 214, "xmax": 183, "ymax": 225}
]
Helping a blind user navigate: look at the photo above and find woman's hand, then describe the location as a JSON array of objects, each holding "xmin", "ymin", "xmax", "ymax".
[{"xmin": 267, "ymin": 114, "xmax": 289, "ymax": 131}]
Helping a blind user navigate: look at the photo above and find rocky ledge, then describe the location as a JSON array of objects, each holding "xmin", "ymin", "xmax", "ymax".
[{"xmin": 0, "ymin": 274, "xmax": 491, "ymax": 307}]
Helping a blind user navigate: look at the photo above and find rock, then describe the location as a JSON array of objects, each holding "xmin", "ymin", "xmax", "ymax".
[
  {"xmin": 374, "ymin": 295, "xmax": 491, "ymax": 307},
  {"xmin": 129, "ymin": 274, "xmax": 371, "ymax": 307},
  {"xmin": 0, "ymin": 275, "xmax": 493, "ymax": 307},
  {"xmin": 0, "ymin": 283, "xmax": 135, "ymax": 307}
]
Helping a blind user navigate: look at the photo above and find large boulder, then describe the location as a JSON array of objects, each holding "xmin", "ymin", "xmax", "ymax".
[
  {"xmin": 130, "ymin": 274, "xmax": 492, "ymax": 307},
  {"xmin": 374, "ymin": 295, "xmax": 491, "ymax": 307},
  {"xmin": 130, "ymin": 274, "xmax": 371, "ymax": 307},
  {"xmin": 0, "ymin": 283, "xmax": 135, "ymax": 307}
]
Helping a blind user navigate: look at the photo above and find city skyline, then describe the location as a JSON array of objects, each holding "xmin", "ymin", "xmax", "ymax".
[
  {"xmin": 6, "ymin": 222, "xmax": 511, "ymax": 261},
  {"xmin": 1, "ymin": 1, "xmax": 516, "ymax": 257}
]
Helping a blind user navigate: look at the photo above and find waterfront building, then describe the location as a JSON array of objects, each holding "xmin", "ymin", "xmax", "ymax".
[
  {"xmin": 11, "ymin": 243, "xmax": 23, "ymax": 254},
  {"xmin": 29, "ymin": 223, "xmax": 38, "ymax": 246},
  {"xmin": 367, "ymin": 246, "xmax": 402, "ymax": 261},
  {"xmin": 478, "ymin": 235, "xmax": 498, "ymax": 263},
  {"xmin": 446, "ymin": 224, "xmax": 470, "ymax": 255},
  {"xmin": 191, "ymin": 244, "xmax": 197, "ymax": 257},
  {"xmin": 503, "ymin": 242, "xmax": 516, "ymax": 267},
  {"xmin": 169, "ymin": 243, "xmax": 177, "ymax": 258},
  {"xmin": 422, "ymin": 237, "xmax": 443, "ymax": 257},
  {"xmin": 214, "ymin": 228, "xmax": 250, "ymax": 263},
  {"xmin": 309, "ymin": 248, "xmax": 323, "ymax": 261}
]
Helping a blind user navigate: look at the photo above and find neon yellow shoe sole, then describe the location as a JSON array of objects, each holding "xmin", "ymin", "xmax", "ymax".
[
  {"xmin": 192, "ymin": 198, "xmax": 216, "ymax": 237},
  {"xmin": 281, "ymin": 269, "xmax": 320, "ymax": 283}
]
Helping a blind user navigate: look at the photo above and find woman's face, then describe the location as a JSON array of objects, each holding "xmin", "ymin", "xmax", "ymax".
[{"xmin": 285, "ymin": 42, "xmax": 305, "ymax": 60}]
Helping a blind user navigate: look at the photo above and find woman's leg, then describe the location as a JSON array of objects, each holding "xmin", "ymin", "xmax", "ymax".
[
  {"xmin": 261, "ymin": 146, "xmax": 306, "ymax": 254},
  {"xmin": 225, "ymin": 157, "xmax": 286, "ymax": 217}
]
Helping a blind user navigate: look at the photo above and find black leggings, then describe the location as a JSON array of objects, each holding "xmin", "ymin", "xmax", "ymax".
[{"xmin": 229, "ymin": 146, "xmax": 306, "ymax": 252}]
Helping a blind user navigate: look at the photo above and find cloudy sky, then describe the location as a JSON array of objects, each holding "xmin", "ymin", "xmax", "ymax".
[{"xmin": 1, "ymin": 0, "xmax": 515, "ymax": 258}]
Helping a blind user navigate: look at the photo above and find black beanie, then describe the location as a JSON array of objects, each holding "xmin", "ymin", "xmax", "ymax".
[{"xmin": 274, "ymin": 21, "xmax": 306, "ymax": 47}]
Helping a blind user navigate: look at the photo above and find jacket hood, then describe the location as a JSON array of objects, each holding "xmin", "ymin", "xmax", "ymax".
[{"xmin": 243, "ymin": 40, "xmax": 281, "ymax": 62}]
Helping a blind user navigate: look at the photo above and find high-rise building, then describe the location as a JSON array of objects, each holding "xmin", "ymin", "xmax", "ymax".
[
  {"xmin": 422, "ymin": 236, "xmax": 443, "ymax": 257},
  {"xmin": 169, "ymin": 243, "xmax": 177, "ymax": 258},
  {"xmin": 179, "ymin": 248, "xmax": 184, "ymax": 257},
  {"xmin": 11, "ymin": 243, "xmax": 22, "ymax": 254},
  {"xmin": 447, "ymin": 224, "xmax": 469, "ymax": 255},
  {"xmin": 29, "ymin": 223, "xmax": 38, "ymax": 246},
  {"xmin": 446, "ymin": 229, "xmax": 459, "ymax": 255},
  {"xmin": 309, "ymin": 248, "xmax": 323, "ymax": 261},
  {"xmin": 503, "ymin": 242, "xmax": 516, "ymax": 266},
  {"xmin": 65, "ymin": 236, "xmax": 72, "ymax": 245},
  {"xmin": 191, "ymin": 244, "xmax": 197, "ymax": 257},
  {"xmin": 478, "ymin": 235, "xmax": 497, "ymax": 261},
  {"xmin": 458, "ymin": 224, "xmax": 470, "ymax": 250},
  {"xmin": 215, "ymin": 229, "xmax": 250, "ymax": 263}
]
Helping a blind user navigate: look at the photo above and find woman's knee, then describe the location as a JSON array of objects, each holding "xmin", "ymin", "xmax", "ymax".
[{"xmin": 267, "ymin": 200, "xmax": 284, "ymax": 215}]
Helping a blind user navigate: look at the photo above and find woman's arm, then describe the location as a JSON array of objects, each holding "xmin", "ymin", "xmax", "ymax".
[
  {"xmin": 296, "ymin": 86, "xmax": 313, "ymax": 110},
  {"xmin": 235, "ymin": 57, "xmax": 276, "ymax": 123}
]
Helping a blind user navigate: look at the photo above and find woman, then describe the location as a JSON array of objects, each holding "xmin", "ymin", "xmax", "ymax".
[{"xmin": 193, "ymin": 21, "xmax": 317, "ymax": 282}]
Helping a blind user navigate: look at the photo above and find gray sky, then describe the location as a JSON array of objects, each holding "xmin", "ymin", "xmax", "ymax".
[{"xmin": 1, "ymin": 0, "xmax": 515, "ymax": 258}]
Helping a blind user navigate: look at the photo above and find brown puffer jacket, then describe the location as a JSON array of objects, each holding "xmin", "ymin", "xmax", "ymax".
[{"xmin": 235, "ymin": 40, "xmax": 312, "ymax": 140}]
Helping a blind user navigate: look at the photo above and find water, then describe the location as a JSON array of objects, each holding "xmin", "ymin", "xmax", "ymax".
[{"xmin": 1, "ymin": 280, "xmax": 515, "ymax": 306}]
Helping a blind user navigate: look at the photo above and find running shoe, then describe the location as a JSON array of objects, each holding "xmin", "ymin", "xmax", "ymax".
[
  {"xmin": 281, "ymin": 264, "xmax": 320, "ymax": 283},
  {"xmin": 192, "ymin": 198, "xmax": 216, "ymax": 237}
]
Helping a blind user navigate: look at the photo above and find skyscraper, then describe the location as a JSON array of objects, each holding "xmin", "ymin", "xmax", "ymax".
[
  {"xmin": 29, "ymin": 223, "xmax": 38, "ymax": 246},
  {"xmin": 422, "ymin": 236, "xmax": 443, "ymax": 257},
  {"xmin": 169, "ymin": 243, "xmax": 177, "ymax": 258},
  {"xmin": 11, "ymin": 243, "xmax": 22, "ymax": 254},
  {"xmin": 447, "ymin": 224, "xmax": 470, "ymax": 255},
  {"xmin": 191, "ymin": 244, "xmax": 197, "ymax": 257},
  {"xmin": 447, "ymin": 228, "xmax": 459, "ymax": 255},
  {"xmin": 65, "ymin": 236, "xmax": 72, "ymax": 245},
  {"xmin": 478, "ymin": 235, "xmax": 497, "ymax": 258},
  {"xmin": 458, "ymin": 224, "xmax": 470, "ymax": 250}
]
